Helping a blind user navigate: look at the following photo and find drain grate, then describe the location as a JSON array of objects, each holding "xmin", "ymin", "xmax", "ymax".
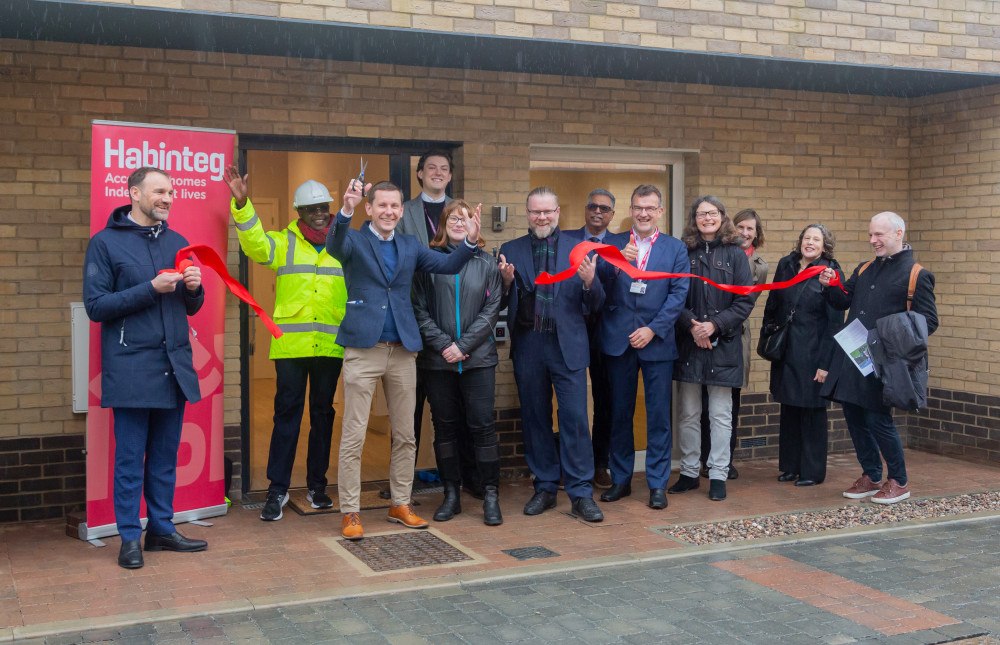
[
  {"xmin": 339, "ymin": 531, "xmax": 473, "ymax": 572},
  {"xmin": 502, "ymin": 546, "xmax": 560, "ymax": 561},
  {"xmin": 740, "ymin": 436, "xmax": 767, "ymax": 449}
]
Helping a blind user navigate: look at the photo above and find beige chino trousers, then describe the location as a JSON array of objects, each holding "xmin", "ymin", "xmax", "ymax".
[{"xmin": 337, "ymin": 343, "xmax": 418, "ymax": 513}]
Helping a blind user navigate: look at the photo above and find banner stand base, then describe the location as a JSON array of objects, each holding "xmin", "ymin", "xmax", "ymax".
[{"xmin": 72, "ymin": 503, "xmax": 229, "ymax": 543}]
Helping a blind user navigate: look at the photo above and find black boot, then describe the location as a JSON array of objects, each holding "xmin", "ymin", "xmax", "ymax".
[
  {"xmin": 482, "ymin": 485, "xmax": 503, "ymax": 526},
  {"xmin": 434, "ymin": 480, "xmax": 462, "ymax": 521}
]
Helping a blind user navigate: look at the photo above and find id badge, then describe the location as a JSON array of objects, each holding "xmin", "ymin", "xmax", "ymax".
[{"xmin": 630, "ymin": 280, "xmax": 647, "ymax": 295}]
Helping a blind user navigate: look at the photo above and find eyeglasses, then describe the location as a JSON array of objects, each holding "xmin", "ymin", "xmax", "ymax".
[
  {"xmin": 586, "ymin": 203, "xmax": 613, "ymax": 214},
  {"xmin": 527, "ymin": 209, "xmax": 558, "ymax": 217},
  {"xmin": 446, "ymin": 215, "xmax": 466, "ymax": 224},
  {"xmin": 299, "ymin": 204, "xmax": 330, "ymax": 215},
  {"xmin": 695, "ymin": 210, "xmax": 720, "ymax": 220},
  {"xmin": 630, "ymin": 205, "xmax": 661, "ymax": 214}
]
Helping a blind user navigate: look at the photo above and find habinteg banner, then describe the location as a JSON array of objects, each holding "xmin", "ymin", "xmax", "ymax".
[{"xmin": 83, "ymin": 121, "xmax": 235, "ymax": 541}]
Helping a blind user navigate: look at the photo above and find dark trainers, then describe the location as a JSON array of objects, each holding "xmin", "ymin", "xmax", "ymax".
[
  {"xmin": 307, "ymin": 489, "xmax": 333, "ymax": 509},
  {"xmin": 708, "ymin": 479, "xmax": 727, "ymax": 501},
  {"xmin": 668, "ymin": 474, "xmax": 700, "ymax": 494},
  {"xmin": 260, "ymin": 491, "xmax": 289, "ymax": 521}
]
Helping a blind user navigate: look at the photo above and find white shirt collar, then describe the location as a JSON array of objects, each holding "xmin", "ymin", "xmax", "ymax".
[
  {"xmin": 421, "ymin": 192, "xmax": 447, "ymax": 204},
  {"xmin": 367, "ymin": 222, "xmax": 395, "ymax": 242}
]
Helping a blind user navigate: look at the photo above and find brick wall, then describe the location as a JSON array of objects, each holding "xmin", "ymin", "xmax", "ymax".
[
  {"xmin": 0, "ymin": 436, "xmax": 85, "ymax": 522},
  {"xmin": 72, "ymin": 0, "xmax": 1000, "ymax": 74},
  {"xmin": 1, "ymin": 37, "xmax": 997, "ymax": 519}
]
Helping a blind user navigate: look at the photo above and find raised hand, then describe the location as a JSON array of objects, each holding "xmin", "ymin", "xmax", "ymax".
[
  {"xmin": 343, "ymin": 178, "xmax": 371, "ymax": 216},
  {"xmin": 224, "ymin": 164, "xmax": 249, "ymax": 208},
  {"xmin": 498, "ymin": 253, "xmax": 515, "ymax": 290},
  {"xmin": 623, "ymin": 232, "xmax": 639, "ymax": 263},
  {"xmin": 466, "ymin": 203, "xmax": 482, "ymax": 243},
  {"xmin": 578, "ymin": 253, "xmax": 596, "ymax": 289}
]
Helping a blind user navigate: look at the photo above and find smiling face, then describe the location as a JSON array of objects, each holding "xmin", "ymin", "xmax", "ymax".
[
  {"xmin": 365, "ymin": 187, "xmax": 404, "ymax": 237},
  {"xmin": 694, "ymin": 201, "xmax": 722, "ymax": 240},
  {"xmin": 800, "ymin": 226, "xmax": 824, "ymax": 262},
  {"xmin": 445, "ymin": 207, "xmax": 469, "ymax": 245},
  {"xmin": 129, "ymin": 172, "xmax": 174, "ymax": 226},
  {"xmin": 297, "ymin": 203, "xmax": 332, "ymax": 231},
  {"xmin": 585, "ymin": 194, "xmax": 614, "ymax": 235},
  {"xmin": 869, "ymin": 214, "xmax": 903, "ymax": 258},
  {"xmin": 630, "ymin": 193, "xmax": 662, "ymax": 239},
  {"xmin": 736, "ymin": 218, "xmax": 757, "ymax": 250},
  {"xmin": 417, "ymin": 155, "xmax": 452, "ymax": 198},
  {"xmin": 527, "ymin": 193, "xmax": 560, "ymax": 238}
]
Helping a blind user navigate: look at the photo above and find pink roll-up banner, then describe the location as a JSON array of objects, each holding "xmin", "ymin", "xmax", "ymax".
[{"xmin": 81, "ymin": 121, "xmax": 235, "ymax": 541}]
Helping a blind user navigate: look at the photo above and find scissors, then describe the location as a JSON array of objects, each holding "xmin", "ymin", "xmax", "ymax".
[{"xmin": 353, "ymin": 157, "xmax": 368, "ymax": 196}]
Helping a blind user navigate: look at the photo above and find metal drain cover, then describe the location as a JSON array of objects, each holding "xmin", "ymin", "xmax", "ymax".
[
  {"xmin": 502, "ymin": 546, "xmax": 560, "ymax": 561},
  {"xmin": 340, "ymin": 531, "xmax": 474, "ymax": 572}
]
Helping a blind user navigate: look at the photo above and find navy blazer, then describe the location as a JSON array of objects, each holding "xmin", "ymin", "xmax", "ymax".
[
  {"xmin": 499, "ymin": 231, "xmax": 605, "ymax": 372},
  {"xmin": 327, "ymin": 213, "xmax": 476, "ymax": 351},
  {"xmin": 598, "ymin": 231, "xmax": 690, "ymax": 361}
]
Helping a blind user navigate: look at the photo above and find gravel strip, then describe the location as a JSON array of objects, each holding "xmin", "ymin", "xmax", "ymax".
[{"xmin": 665, "ymin": 491, "xmax": 1000, "ymax": 545}]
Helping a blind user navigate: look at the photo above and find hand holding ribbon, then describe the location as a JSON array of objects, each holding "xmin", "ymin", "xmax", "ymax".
[
  {"xmin": 158, "ymin": 244, "xmax": 284, "ymax": 338},
  {"xmin": 534, "ymin": 240, "xmax": 846, "ymax": 295}
]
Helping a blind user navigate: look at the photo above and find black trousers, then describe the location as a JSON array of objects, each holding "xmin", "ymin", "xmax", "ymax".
[
  {"xmin": 424, "ymin": 366, "xmax": 500, "ymax": 488},
  {"xmin": 268, "ymin": 356, "xmax": 343, "ymax": 495},
  {"xmin": 588, "ymin": 334, "xmax": 613, "ymax": 470},
  {"xmin": 701, "ymin": 386, "xmax": 741, "ymax": 465},
  {"xmin": 777, "ymin": 403, "xmax": 828, "ymax": 481},
  {"xmin": 417, "ymin": 368, "xmax": 479, "ymax": 489}
]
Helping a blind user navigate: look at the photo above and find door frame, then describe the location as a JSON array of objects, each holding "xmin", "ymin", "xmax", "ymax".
[{"xmin": 235, "ymin": 135, "xmax": 461, "ymax": 496}]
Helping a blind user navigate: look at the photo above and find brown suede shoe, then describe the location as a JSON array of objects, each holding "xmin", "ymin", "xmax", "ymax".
[
  {"xmin": 387, "ymin": 504, "xmax": 430, "ymax": 529},
  {"xmin": 342, "ymin": 512, "xmax": 364, "ymax": 541},
  {"xmin": 842, "ymin": 474, "xmax": 881, "ymax": 499},
  {"xmin": 871, "ymin": 479, "xmax": 910, "ymax": 504}
]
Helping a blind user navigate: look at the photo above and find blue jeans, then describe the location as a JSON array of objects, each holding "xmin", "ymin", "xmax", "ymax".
[
  {"xmin": 113, "ymin": 404, "xmax": 185, "ymax": 542},
  {"xmin": 842, "ymin": 402, "xmax": 907, "ymax": 485},
  {"xmin": 512, "ymin": 330, "xmax": 594, "ymax": 501}
]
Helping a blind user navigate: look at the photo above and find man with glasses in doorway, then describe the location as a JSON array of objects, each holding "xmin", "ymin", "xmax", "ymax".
[
  {"xmin": 597, "ymin": 185, "xmax": 689, "ymax": 510},
  {"xmin": 224, "ymin": 166, "xmax": 348, "ymax": 522},
  {"xmin": 566, "ymin": 189, "xmax": 617, "ymax": 490}
]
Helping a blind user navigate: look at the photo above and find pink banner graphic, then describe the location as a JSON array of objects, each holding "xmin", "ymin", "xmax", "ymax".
[{"xmin": 85, "ymin": 121, "xmax": 235, "ymax": 539}]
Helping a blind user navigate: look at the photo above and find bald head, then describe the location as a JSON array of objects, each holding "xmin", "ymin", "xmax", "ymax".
[{"xmin": 869, "ymin": 211, "xmax": 905, "ymax": 258}]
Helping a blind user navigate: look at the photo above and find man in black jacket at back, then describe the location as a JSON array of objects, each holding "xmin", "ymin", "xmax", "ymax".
[{"xmin": 819, "ymin": 211, "xmax": 937, "ymax": 505}]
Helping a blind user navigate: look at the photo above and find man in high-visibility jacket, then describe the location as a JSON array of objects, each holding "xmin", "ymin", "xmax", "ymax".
[{"xmin": 225, "ymin": 165, "xmax": 348, "ymax": 521}]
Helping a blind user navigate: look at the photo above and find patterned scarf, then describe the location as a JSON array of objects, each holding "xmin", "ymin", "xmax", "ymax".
[
  {"xmin": 529, "ymin": 226, "xmax": 559, "ymax": 332},
  {"xmin": 298, "ymin": 220, "xmax": 330, "ymax": 246}
]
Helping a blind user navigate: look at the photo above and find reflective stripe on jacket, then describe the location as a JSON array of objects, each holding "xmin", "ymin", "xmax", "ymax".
[{"xmin": 233, "ymin": 198, "xmax": 347, "ymax": 359}]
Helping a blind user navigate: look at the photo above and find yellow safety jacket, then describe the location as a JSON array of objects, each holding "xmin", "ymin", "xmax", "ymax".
[{"xmin": 232, "ymin": 198, "xmax": 347, "ymax": 359}]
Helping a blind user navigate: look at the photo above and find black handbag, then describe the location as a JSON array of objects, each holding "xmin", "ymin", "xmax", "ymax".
[{"xmin": 756, "ymin": 278, "xmax": 806, "ymax": 362}]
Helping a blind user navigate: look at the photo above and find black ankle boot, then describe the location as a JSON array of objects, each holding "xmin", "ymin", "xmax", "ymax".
[
  {"xmin": 482, "ymin": 485, "xmax": 503, "ymax": 526},
  {"xmin": 433, "ymin": 480, "xmax": 462, "ymax": 521}
]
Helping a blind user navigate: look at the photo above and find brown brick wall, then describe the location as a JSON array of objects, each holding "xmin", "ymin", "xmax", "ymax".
[
  {"xmin": 72, "ymin": 0, "xmax": 1000, "ymax": 74},
  {"xmin": 906, "ymin": 388, "xmax": 1000, "ymax": 466},
  {"xmin": 0, "ymin": 436, "xmax": 85, "ymax": 522},
  {"xmin": 0, "ymin": 36, "xmax": 997, "ymax": 518}
]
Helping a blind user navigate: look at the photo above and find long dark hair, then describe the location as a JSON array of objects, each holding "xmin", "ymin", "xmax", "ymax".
[
  {"xmin": 793, "ymin": 223, "xmax": 835, "ymax": 260},
  {"xmin": 429, "ymin": 199, "xmax": 486, "ymax": 249},
  {"xmin": 681, "ymin": 195, "xmax": 740, "ymax": 249}
]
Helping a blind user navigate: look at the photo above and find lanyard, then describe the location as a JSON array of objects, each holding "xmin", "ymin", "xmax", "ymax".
[
  {"xmin": 633, "ymin": 228, "xmax": 659, "ymax": 272},
  {"xmin": 423, "ymin": 201, "xmax": 438, "ymax": 236}
]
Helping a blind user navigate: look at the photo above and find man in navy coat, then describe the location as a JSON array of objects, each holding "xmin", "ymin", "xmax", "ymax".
[
  {"xmin": 83, "ymin": 167, "xmax": 208, "ymax": 569},
  {"xmin": 596, "ymin": 185, "xmax": 689, "ymax": 510},
  {"xmin": 327, "ymin": 178, "xmax": 481, "ymax": 540},
  {"xmin": 497, "ymin": 187, "xmax": 605, "ymax": 522}
]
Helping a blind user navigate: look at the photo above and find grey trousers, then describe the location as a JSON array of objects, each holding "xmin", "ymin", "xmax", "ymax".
[{"xmin": 677, "ymin": 381, "xmax": 732, "ymax": 481}]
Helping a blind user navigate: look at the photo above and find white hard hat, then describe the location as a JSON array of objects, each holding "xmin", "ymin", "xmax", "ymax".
[{"xmin": 292, "ymin": 180, "xmax": 333, "ymax": 209}]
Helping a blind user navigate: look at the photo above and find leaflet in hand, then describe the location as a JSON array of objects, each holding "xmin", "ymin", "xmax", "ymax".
[{"xmin": 834, "ymin": 318, "xmax": 875, "ymax": 376}]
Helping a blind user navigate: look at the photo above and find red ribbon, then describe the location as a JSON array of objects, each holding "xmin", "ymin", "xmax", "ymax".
[
  {"xmin": 159, "ymin": 244, "xmax": 284, "ymax": 338},
  {"xmin": 535, "ymin": 240, "xmax": 846, "ymax": 294}
]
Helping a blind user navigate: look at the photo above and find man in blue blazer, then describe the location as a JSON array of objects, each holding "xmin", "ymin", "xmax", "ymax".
[
  {"xmin": 564, "ymin": 189, "xmax": 617, "ymax": 490},
  {"xmin": 497, "ymin": 187, "xmax": 606, "ymax": 522},
  {"xmin": 327, "ymin": 178, "xmax": 481, "ymax": 540},
  {"xmin": 597, "ymin": 185, "xmax": 689, "ymax": 510}
]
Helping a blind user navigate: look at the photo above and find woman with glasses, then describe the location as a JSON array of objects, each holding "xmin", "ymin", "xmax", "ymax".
[
  {"xmin": 764, "ymin": 224, "xmax": 844, "ymax": 487},
  {"xmin": 669, "ymin": 196, "xmax": 753, "ymax": 502},
  {"xmin": 412, "ymin": 199, "xmax": 504, "ymax": 525}
]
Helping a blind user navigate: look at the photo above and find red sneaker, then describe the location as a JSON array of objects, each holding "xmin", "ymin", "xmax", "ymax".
[
  {"xmin": 842, "ymin": 474, "xmax": 881, "ymax": 499},
  {"xmin": 871, "ymin": 479, "xmax": 910, "ymax": 504}
]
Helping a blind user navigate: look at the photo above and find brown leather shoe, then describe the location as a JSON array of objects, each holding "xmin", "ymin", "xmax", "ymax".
[
  {"xmin": 387, "ymin": 504, "xmax": 429, "ymax": 529},
  {"xmin": 342, "ymin": 512, "xmax": 364, "ymax": 541},
  {"xmin": 842, "ymin": 474, "xmax": 881, "ymax": 499},
  {"xmin": 593, "ymin": 468, "xmax": 613, "ymax": 489},
  {"xmin": 871, "ymin": 479, "xmax": 910, "ymax": 504}
]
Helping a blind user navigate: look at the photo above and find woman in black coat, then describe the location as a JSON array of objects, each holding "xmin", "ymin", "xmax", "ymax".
[
  {"xmin": 669, "ymin": 196, "xmax": 753, "ymax": 502},
  {"xmin": 763, "ymin": 224, "xmax": 844, "ymax": 486}
]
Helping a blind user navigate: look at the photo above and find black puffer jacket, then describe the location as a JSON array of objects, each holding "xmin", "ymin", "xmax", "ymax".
[
  {"xmin": 674, "ymin": 237, "xmax": 754, "ymax": 387},
  {"xmin": 412, "ymin": 245, "xmax": 502, "ymax": 372}
]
